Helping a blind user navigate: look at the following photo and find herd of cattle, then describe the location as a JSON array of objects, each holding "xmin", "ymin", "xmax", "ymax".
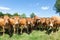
[{"xmin": 0, "ymin": 15, "xmax": 60, "ymax": 36}]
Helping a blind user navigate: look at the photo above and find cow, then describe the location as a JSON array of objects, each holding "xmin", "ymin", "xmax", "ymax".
[
  {"xmin": 8, "ymin": 16, "xmax": 20, "ymax": 34},
  {"xmin": 3, "ymin": 15, "xmax": 14, "ymax": 37},
  {"xmin": 18, "ymin": 18, "xmax": 27, "ymax": 34},
  {"xmin": 0, "ymin": 18, "xmax": 5, "ymax": 36},
  {"xmin": 26, "ymin": 18, "xmax": 35, "ymax": 33},
  {"xmin": 34, "ymin": 17, "xmax": 46, "ymax": 30},
  {"xmin": 49, "ymin": 16, "xmax": 60, "ymax": 32},
  {"xmin": 0, "ymin": 15, "xmax": 10, "ymax": 36},
  {"xmin": 3, "ymin": 15, "xmax": 9, "ymax": 24},
  {"xmin": 32, "ymin": 15, "xmax": 40, "ymax": 30},
  {"xmin": 35, "ymin": 17, "xmax": 50, "ymax": 30},
  {"xmin": 44, "ymin": 18, "xmax": 51, "ymax": 30}
]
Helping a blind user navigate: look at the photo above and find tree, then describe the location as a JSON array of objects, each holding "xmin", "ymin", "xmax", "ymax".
[
  {"xmin": 54, "ymin": 0, "xmax": 60, "ymax": 15},
  {"xmin": 0, "ymin": 12, "xmax": 4, "ymax": 16},
  {"xmin": 20, "ymin": 13, "xmax": 26, "ymax": 18},
  {"xmin": 30, "ymin": 12, "xmax": 36, "ymax": 18},
  {"xmin": 4, "ymin": 13, "xmax": 12, "ymax": 17},
  {"xmin": 13, "ymin": 12, "xmax": 20, "ymax": 16}
]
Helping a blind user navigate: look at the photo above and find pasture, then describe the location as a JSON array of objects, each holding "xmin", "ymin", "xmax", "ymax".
[
  {"xmin": 0, "ymin": 0, "xmax": 60, "ymax": 40},
  {"xmin": 0, "ymin": 30, "xmax": 60, "ymax": 40}
]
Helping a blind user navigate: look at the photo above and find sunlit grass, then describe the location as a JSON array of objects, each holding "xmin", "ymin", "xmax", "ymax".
[{"xmin": 0, "ymin": 30, "xmax": 60, "ymax": 40}]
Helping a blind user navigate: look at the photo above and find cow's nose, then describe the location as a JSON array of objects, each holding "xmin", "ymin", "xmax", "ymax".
[
  {"xmin": 49, "ymin": 23, "xmax": 53, "ymax": 27},
  {"xmin": 37, "ymin": 20, "xmax": 40, "ymax": 24},
  {"xmin": 28, "ymin": 21, "xmax": 30, "ymax": 24},
  {"xmin": 15, "ymin": 21, "xmax": 18, "ymax": 24}
]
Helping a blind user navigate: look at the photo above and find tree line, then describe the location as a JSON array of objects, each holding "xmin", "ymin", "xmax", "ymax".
[{"xmin": 0, "ymin": 12, "xmax": 36, "ymax": 18}]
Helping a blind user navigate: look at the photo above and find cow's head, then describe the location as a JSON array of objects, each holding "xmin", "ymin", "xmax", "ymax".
[
  {"xmin": 4, "ymin": 15, "xmax": 10, "ymax": 24},
  {"xmin": 12, "ymin": 16, "xmax": 20, "ymax": 24},
  {"xmin": 48, "ymin": 19, "xmax": 54, "ymax": 27}
]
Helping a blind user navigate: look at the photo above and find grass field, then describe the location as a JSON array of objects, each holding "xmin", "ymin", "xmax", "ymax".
[{"xmin": 0, "ymin": 30, "xmax": 60, "ymax": 40}]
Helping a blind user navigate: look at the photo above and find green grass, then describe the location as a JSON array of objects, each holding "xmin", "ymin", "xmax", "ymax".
[{"xmin": 0, "ymin": 30, "xmax": 60, "ymax": 40}]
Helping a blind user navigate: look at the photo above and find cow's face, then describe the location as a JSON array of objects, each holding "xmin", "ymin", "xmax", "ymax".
[
  {"xmin": 4, "ymin": 16, "xmax": 9, "ymax": 24},
  {"xmin": 12, "ymin": 16, "xmax": 19, "ymax": 24},
  {"xmin": 40, "ymin": 18, "xmax": 46, "ymax": 24},
  {"xmin": 5, "ymin": 19, "xmax": 9, "ymax": 24},
  {"xmin": 45, "ymin": 18, "xmax": 50, "ymax": 25},
  {"xmin": 49, "ymin": 19, "xmax": 54, "ymax": 27},
  {"xmin": 30, "ymin": 20, "xmax": 35, "ymax": 27},
  {"xmin": 36, "ymin": 19, "xmax": 41, "ymax": 24},
  {"xmin": 9, "ymin": 18, "xmax": 19, "ymax": 25},
  {"xmin": 15, "ymin": 20, "xmax": 18, "ymax": 24},
  {"xmin": 14, "ymin": 18, "xmax": 19, "ymax": 24}
]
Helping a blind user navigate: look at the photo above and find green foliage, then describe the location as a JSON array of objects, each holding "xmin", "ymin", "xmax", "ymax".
[
  {"xmin": 20, "ymin": 13, "xmax": 26, "ymax": 18},
  {"xmin": 30, "ymin": 12, "xmax": 35, "ymax": 18},
  {"xmin": 13, "ymin": 13, "xmax": 20, "ymax": 16},
  {"xmin": 54, "ymin": 0, "xmax": 60, "ymax": 15},
  {"xmin": 0, "ymin": 12, "xmax": 4, "ymax": 16},
  {"xmin": 4, "ymin": 13, "xmax": 12, "ymax": 17}
]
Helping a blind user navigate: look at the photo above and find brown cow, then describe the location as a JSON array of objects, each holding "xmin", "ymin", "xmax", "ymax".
[
  {"xmin": 35, "ymin": 17, "xmax": 51, "ymax": 30},
  {"xmin": 8, "ymin": 16, "xmax": 20, "ymax": 34},
  {"xmin": 0, "ymin": 15, "xmax": 10, "ymax": 36},
  {"xmin": 32, "ymin": 16, "xmax": 40, "ymax": 30},
  {"xmin": 0, "ymin": 18, "xmax": 6, "ymax": 36},
  {"xmin": 49, "ymin": 16, "xmax": 60, "ymax": 31},
  {"xmin": 35, "ymin": 17, "xmax": 46, "ymax": 30},
  {"xmin": 3, "ymin": 15, "xmax": 10, "ymax": 28},
  {"xmin": 18, "ymin": 18, "xmax": 27, "ymax": 34},
  {"xmin": 4, "ymin": 15, "xmax": 9, "ymax": 24},
  {"xmin": 44, "ymin": 18, "xmax": 51, "ymax": 29},
  {"xmin": 26, "ymin": 18, "xmax": 35, "ymax": 33}
]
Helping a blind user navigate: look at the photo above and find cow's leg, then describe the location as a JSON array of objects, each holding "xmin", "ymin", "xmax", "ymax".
[
  {"xmin": 13, "ymin": 25, "xmax": 16, "ymax": 34},
  {"xmin": 56, "ymin": 25, "xmax": 59, "ymax": 31},
  {"xmin": 55, "ymin": 26, "xmax": 59, "ymax": 32},
  {"xmin": 57, "ymin": 26, "xmax": 59, "ymax": 31},
  {"xmin": 3, "ymin": 26, "xmax": 5, "ymax": 36},
  {"xmin": 20, "ymin": 25, "xmax": 23, "ymax": 34},
  {"xmin": 25, "ymin": 26, "xmax": 29, "ymax": 34},
  {"xmin": 52, "ymin": 26, "xmax": 57, "ymax": 32},
  {"xmin": 17, "ymin": 25, "xmax": 19, "ymax": 34},
  {"xmin": 9, "ymin": 26, "xmax": 13, "ymax": 37},
  {"xmin": 41, "ymin": 25, "xmax": 44, "ymax": 31},
  {"xmin": 16, "ymin": 27, "xmax": 18, "ymax": 34},
  {"xmin": 30, "ymin": 24, "xmax": 33, "ymax": 33},
  {"xmin": 27, "ymin": 27, "xmax": 29, "ymax": 34}
]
